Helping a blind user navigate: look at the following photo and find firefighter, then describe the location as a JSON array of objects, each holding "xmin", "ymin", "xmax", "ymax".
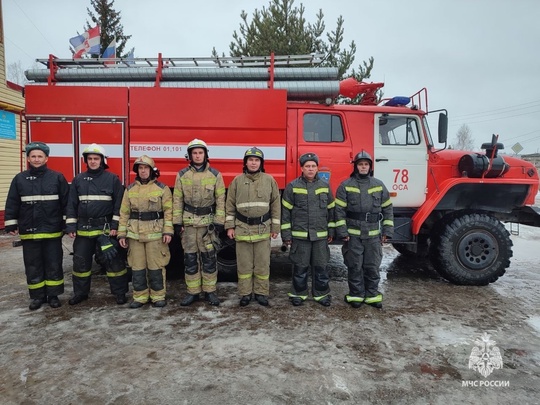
[
  {"xmin": 281, "ymin": 153, "xmax": 335, "ymax": 307},
  {"xmin": 335, "ymin": 151, "xmax": 394, "ymax": 309},
  {"xmin": 118, "ymin": 155, "xmax": 173, "ymax": 308},
  {"xmin": 5, "ymin": 142, "xmax": 69, "ymax": 310},
  {"xmin": 66, "ymin": 143, "xmax": 128, "ymax": 305},
  {"xmin": 225, "ymin": 147, "xmax": 281, "ymax": 306},
  {"xmin": 173, "ymin": 138, "xmax": 226, "ymax": 306}
]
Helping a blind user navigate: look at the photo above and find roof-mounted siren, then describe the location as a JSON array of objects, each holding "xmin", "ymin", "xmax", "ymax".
[
  {"xmin": 339, "ymin": 78, "xmax": 384, "ymax": 105},
  {"xmin": 384, "ymin": 96, "xmax": 411, "ymax": 107}
]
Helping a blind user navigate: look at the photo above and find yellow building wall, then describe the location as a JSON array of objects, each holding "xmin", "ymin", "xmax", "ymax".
[{"xmin": 0, "ymin": 40, "xmax": 26, "ymax": 228}]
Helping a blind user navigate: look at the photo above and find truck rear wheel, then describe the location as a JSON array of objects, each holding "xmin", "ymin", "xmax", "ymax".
[{"xmin": 430, "ymin": 213, "xmax": 512, "ymax": 285}]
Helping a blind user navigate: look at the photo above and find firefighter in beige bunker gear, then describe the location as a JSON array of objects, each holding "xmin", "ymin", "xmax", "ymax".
[
  {"xmin": 118, "ymin": 155, "xmax": 173, "ymax": 308},
  {"xmin": 281, "ymin": 153, "xmax": 335, "ymax": 307},
  {"xmin": 66, "ymin": 143, "xmax": 128, "ymax": 306},
  {"xmin": 173, "ymin": 139, "xmax": 226, "ymax": 306},
  {"xmin": 225, "ymin": 147, "xmax": 281, "ymax": 307},
  {"xmin": 335, "ymin": 151, "xmax": 394, "ymax": 309},
  {"xmin": 4, "ymin": 142, "xmax": 69, "ymax": 310}
]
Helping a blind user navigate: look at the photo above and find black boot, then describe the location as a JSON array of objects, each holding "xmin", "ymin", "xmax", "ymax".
[
  {"xmin": 115, "ymin": 294, "xmax": 127, "ymax": 305},
  {"xmin": 68, "ymin": 294, "xmax": 89, "ymax": 305},
  {"xmin": 239, "ymin": 295, "xmax": 251, "ymax": 307},
  {"xmin": 290, "ymin": 297, "xmax": 303, "ymax": 307},
  {"xmin": 48, "ymin": 296, "xmax": 61, "ymax": 308},
  {"xmin": 318, "ymin": 295, "xmax": 331, "ymax": 307},
  {"xmin": 254, "ymin": 294, "xmax": 269, "ymax": 306},
  {"xmin": 129, "ymin": 301, "xmax": 145, "ymax": 309},
  {"xmin": 205, "ymin": 292, "xmax": 220, "ymax": 306},
  {"xmin": 344, "ymin": 295, "xmax": 364, "ymax": 309},
  {"xmin": 180, "ymin": 293, "xmax": 200, "ymax": 306},
  {"xmin": 153, "ymin": 300, "xmax": 167, "ymax": 308},
  {"xmin": 366, "ymin": 302, "xmax": 383, "ymax": 309},
  {"xmin": 29, "ymin": 297, "xmax": 46, "ymax": 310}
]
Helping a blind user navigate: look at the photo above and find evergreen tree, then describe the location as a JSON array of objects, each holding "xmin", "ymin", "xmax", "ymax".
[
  {"xmin": 85, "ymin": 0, "xmax": 131, "ymax": 57},
  {"xmin": 227, "ymin": 0, "xmax": 373, "ymax": 81}
]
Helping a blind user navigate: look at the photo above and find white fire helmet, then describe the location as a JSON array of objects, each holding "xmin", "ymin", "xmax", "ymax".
[{"xmin": 82, "ymin": 143, "xmax": 108, "ymax": 168}]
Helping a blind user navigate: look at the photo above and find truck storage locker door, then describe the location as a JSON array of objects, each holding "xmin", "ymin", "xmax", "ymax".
[
  {"xmin": 28, "ymin": 120, "xmax": 76, "ymax": 181},
  {"xmin": 79, "ymin": 121, "xmax": 125, "ymax": 182},
  {"xmin": 128, "ymin": 87, "xmax": 287, "ymax": 188}
]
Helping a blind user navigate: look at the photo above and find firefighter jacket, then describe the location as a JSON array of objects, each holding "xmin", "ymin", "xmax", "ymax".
[
  {"xmin": 117, "ymin": 179, "xmax": 174, "ymax": 242},
  {"xmin": 4, "ymin": 165, "xmax": 69, "ymax": 240},
  {"xmin": 172, "ymin": 163, "xmax": 226, "ymax": 228},
  {"xmin": 281, "ymin": 175, "xmax": 335, "ymax": 242},
  {"xmin": 225, "ymin": 171, "xmax": 281, "ymax": 243},
  {"xmin": 335, "ymin": 175, "xmax": 394, "ymax": 240},
  {"xmin": 66, "ymin": 167, "xmax": 124, "ymax": 237}
]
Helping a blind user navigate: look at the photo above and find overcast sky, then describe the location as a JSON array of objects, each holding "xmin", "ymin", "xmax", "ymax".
[{"xmin": 3, "ymin": 0, "xmax": 539, "ymax": 155}]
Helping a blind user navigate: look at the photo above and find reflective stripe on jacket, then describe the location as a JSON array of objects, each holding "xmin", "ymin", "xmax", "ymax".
[
  {"xmin": 281, "ymin": 175, "xmax": 335, "ymax": 241},
  {"xmin": 335, "ymin": 175, "xmax": 393, "ymax": 239},
  {"xmin": 225, "ymin": 171, "xmax": 281, "ymax": 242},
  {"xmin": 118, "ymin": 179, "xmax": 174, "ymax": 242},
  {"xmin": 65, "ymin": 169, "xmax": 124, "ymax": 236},
  {"xmin": 172, "ymin": 163, "xmax": 226, "ymax": 227},
  {"xmin": 5, "ymin": 166, "xmax": 69, "ymax": 239}
]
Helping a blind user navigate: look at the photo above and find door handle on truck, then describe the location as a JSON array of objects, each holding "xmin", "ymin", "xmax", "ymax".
[{"xmin": 375, "ymin": 158, "xmax": 389, "ymax": 162}]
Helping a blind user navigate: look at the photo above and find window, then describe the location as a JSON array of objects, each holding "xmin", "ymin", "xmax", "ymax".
[
  {"xmin": 303, "ymin": 113, "xmax": 344, "ymax": 142},
  {"xmin": 378, "ymin": 115, "xmax": 421, "ymax": 145}
]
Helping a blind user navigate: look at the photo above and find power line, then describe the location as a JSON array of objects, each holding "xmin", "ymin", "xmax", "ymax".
[
  {"xmin": 7, "ymin": 0, "xmax": 59, "ymax": 55},
  {"xmin": 449, "ymin": 108, "xmax": 540, "ymax": 126},
  {"xmin": 452, "ymin": 99, "xmax": 540, "ymax": 120}
]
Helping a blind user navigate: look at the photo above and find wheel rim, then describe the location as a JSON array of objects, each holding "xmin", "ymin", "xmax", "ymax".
[{"xmin": 456, "ymin": 231, "xmax": 499, "ymax": 270}]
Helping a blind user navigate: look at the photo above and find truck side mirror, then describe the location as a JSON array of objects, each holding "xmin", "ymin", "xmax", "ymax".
[{"xmin": 438, "ymin": 113, "xmax": 448, "ymax": 144}]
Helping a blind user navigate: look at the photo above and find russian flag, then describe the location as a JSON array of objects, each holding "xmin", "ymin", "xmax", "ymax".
[
  {"xmin": 70, "ymin": 26, "xmax": 100, "ymax": 58},
  {"xmin": 102, "ymin": 37, "xmax": 116, "ymax": 65}
]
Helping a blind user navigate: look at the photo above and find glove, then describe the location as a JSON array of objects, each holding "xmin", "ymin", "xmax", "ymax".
[
  {"xmin": 174, "ymin": 224, "xmax": 183, "ymax": 236},
  {"xmin": 95, "ymin": 234, "xmax": 119, "ymax": 266},
  {"xmin": 213, "ymin": 223, "xmax": 224, "ymax": 234}
]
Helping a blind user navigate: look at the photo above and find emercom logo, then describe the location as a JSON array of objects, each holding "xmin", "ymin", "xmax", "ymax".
[
  {"xmin": 461, "ymin": 332, "xmax": 509, "ymax": 388},
  {"xmin": 468, "ymin": 332, "xmax": 503, "ymax": 377}
]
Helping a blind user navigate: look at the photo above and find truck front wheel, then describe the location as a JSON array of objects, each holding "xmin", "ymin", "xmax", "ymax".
[{"xmin": 430, "ymin": 213, "xmax": 513, "ymax": 285}]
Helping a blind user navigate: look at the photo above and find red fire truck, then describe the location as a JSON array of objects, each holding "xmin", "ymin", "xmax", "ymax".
[{"xmin": 23, "ymin": 54, "xmax": 540, "ymax": 285}]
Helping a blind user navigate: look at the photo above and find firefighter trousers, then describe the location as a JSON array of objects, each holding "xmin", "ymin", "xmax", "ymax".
[
  {"xmin": 181, "ymin": 226, "xmax": 217, "ymax": 294},
  {"xmin": 236, "ymin": 239, "xmax": 271, "ymax": 296},
  {"xmin": 342, "ymin": 237, "xmax": 382, "ymax": 298},
  {"xmin": 127, "ymin": 239, "xmax": 170, "ymax": 303},
  {"xmin": 289, "ymin": 239, "xmax": 330, "ymax": 299},
  {"xmin": 72, "ymin": 236, "xmax": 129, "ymax": 297},
  {"xmin": 22, "ymin": 238, "xmax": 64, "ymax": 299}
]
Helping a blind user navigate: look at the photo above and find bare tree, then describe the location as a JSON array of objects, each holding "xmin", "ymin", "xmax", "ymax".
[
  {"xmin": 6, "ymin": 61, "xmax": 28, "ymax": 85},
  {"xmin": 453, "ymin": 124, "xmax": 475, "ymax": 150}
]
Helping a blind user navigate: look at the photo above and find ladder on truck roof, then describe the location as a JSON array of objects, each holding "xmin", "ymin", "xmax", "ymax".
[
  {"xmin": 35, "ymin": 53, "xmax": 326, "ymax": 69},
  {"xmin": 27, "ymin": 53, "xmax": 383, "ymax": 104}
]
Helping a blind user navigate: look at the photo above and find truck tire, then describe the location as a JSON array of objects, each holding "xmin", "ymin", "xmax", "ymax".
[
  {"xmin": 430, "ymin": 213, "xmax": 512, "ymax": 285},
  {"xmin": 216, "ymin": 240, "xmax": 238, "ymax": 281}
]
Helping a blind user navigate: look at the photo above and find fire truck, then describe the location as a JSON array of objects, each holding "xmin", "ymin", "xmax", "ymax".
[{"xmin": 23, "ymin": 54, "xmax": 540, "ymax": 285}]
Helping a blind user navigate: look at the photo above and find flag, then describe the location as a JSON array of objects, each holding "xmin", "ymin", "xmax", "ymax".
[
  {"xmin": 70, "ymin": 26, "xmax": 100, "ymax": 58},
  {"xmin": 126, "ymin": 47, "xmax": 135, "ymax": 66},
  {"xmin": 102, "ymin": 37, "xmax": 116, "ymax": 65}
]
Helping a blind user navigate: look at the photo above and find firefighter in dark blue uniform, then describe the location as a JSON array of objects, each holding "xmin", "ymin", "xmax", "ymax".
[
  {"xmin": 5, "ymin": 142, "xmax": 69, "ymax": 310},
  {"xmin": 281, "ymin": 153, "xmax": 335, "ymax": 307},
  {"xmin": 66, "ymin": 143, "xmax": 128, "ymax": 305},
  {"xmin": 335, "ymin": 151, "xmax": 394, "ymax": 309}
]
